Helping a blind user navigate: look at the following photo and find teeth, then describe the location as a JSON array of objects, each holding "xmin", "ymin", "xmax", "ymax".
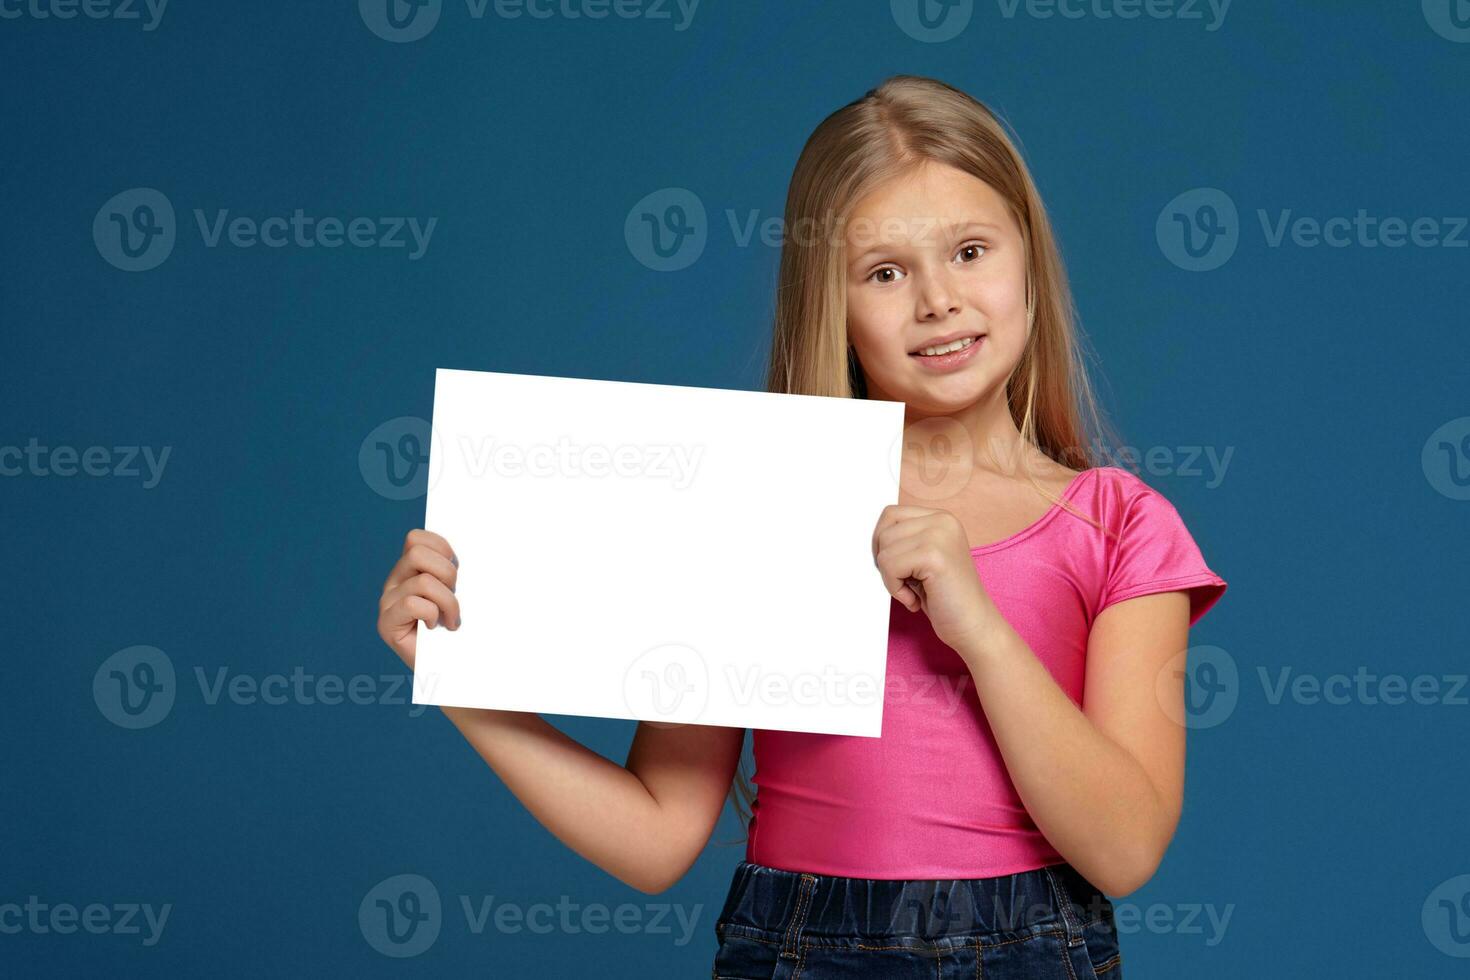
[{"xmin": 917, "ymin": 336, "xmax": 977, "ymax": 357}]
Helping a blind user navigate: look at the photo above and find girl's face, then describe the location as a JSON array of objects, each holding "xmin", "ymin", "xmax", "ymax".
[{"xmin": 844, "ymin": 160, "xmax": 1030, "ymax": 414}]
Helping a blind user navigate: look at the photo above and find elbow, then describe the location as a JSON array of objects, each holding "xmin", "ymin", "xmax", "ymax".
[
  {"xmin": 624, "ymin": 874, "xmax": 674, "ymax": 896},
  {"xmin": 1093, "ymin": 833, "xmax": 1171, "ymax": 898},
  {"xmin": 619, "ymin": 854, "xmax": 695, "ymax": 896},
  {"xmin": 1092, "ymin": 856, "xmax": 1158, "ymax": 898}
]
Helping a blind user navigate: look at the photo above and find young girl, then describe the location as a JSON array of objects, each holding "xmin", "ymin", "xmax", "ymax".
[{"xmin": 376, "ymin": 74, "xmax": 1226, "ymax": 979}]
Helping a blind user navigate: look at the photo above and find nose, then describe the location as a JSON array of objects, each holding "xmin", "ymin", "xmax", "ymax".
[{"xmin": 915, "ymin": 266, "xmax": 961, "ymax": 321}]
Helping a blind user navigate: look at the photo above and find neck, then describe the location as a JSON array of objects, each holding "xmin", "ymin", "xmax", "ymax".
[{"xmin": 895, "ymin": 381, "xmax": 1042, "ymax": 480}]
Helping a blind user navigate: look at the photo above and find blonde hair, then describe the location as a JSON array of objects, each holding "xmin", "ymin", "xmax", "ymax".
[{"xmin": 724, "ymin": 74, "xmax": 1126, "ymax": 839}]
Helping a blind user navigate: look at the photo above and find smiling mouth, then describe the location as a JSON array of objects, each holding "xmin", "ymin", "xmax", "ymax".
[{"xmin": 910, "ymin": 334, "xmax": 982, "ymax": 357}]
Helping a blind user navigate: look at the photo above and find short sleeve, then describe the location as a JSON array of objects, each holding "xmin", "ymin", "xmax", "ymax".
[{"xmin": 1099, "ymin": 485, "xmax": 1227, "ymax": 627}]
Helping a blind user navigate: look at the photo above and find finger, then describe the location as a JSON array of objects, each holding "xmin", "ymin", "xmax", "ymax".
[
  {"xmin": 874, "ymin": 542, "xmax": 923, "ymax": 613},
  {"xmin": 872, "ymin": 516, "xmax": 937, "ymax": 563},
  {"xmin": 384, "ymin": 543, "xmax": 459, "ymax": 595},
  {"xmin": 871, "ymin": 504, "xmax": 944, "ymax": 559},
  {"xmin": 403, "ymin": 528, "xmax": 458, "ymax": 565},
  {"xmin": 382, "ymin": 594, "xmax": 442, "ymax": 636},
  {"xmin": 381, "ymin": 572, "xmax": 462, "ymax": 629}
]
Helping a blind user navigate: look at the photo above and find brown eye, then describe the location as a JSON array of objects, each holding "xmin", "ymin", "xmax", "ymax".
[
  {"xmin": 956, "ymin": 242, "xmax": 986, "ymax": 263},
  {"xmin": 870, "ymin": 267, "xmax": 901, "ymax": 284}
]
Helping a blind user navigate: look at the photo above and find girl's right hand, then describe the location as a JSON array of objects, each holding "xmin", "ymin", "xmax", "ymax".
[{"xmin": 377, "ymin": 529, "xmax": 461, "ymax": 671}]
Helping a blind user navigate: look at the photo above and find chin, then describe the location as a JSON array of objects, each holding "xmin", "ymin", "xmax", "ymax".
[{"xmin": 892, "ymin": 376, "xmax": 994, "ymax": 413}]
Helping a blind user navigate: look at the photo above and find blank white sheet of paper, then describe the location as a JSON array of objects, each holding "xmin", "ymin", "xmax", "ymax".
[{"xmin": 410, "ymin": 367, "xmax": 905, "ymax": 737}]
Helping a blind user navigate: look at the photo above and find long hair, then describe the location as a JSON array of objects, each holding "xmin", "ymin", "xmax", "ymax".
[{"xmin": 726, "ymin": 74, "xmax": 1125, "ymax": 837}]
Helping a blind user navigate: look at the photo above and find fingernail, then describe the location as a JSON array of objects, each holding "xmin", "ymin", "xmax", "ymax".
[{"xmin": 450, "ymin": 555, "xmax": 459, "ymax": 567}]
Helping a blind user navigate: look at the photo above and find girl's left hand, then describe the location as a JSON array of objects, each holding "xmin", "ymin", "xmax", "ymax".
[{"xmin": 872, "ymin": 504, "xmax": 1003, "ymax": 651}]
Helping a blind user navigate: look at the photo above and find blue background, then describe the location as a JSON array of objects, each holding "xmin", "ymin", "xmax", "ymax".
[{"xmin": 3, "ymin": 0, "xmax": 1469, "ymax": 975}]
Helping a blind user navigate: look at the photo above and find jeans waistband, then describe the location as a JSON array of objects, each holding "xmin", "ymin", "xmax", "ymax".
[{"xmin": 716, "ymin": 861, "xmax": 1112, "ymax": 951}]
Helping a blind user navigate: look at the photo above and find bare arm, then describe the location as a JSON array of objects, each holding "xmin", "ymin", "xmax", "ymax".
[
  {"xmin": 377, "ymin": 529, "xmax": 744, "ymax": 894},
  {"xmin": 951, "ymin": 591, "xmax": 1191, "ymax": 896},
  {"xmin": 439, "ymin": 709, "xmax": 744, "ymax": 894}
]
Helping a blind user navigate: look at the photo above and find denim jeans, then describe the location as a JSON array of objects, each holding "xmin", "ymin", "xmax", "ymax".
[{"xmin": 712, "ymin": 860, "xmax": 1123, "ymax": 979}]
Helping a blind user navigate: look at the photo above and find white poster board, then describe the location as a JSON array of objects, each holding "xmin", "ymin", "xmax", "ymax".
[{"xmin": 410, "ymin": 367, "xmax": 904, "ymax": 737}]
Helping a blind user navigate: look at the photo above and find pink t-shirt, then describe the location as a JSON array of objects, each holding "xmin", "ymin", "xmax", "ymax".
[{"xmin": 745, "ymin": 465, "xmax": 1227, "ymax": 879}]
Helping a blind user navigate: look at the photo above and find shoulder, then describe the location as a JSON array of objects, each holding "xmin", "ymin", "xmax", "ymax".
[
  {"xmin": 1070, "ymin": 466, "xmax": 1197, "ymax": 540},
  {"xmin": 1072, "ymin": 465, "xmax": 1161, "ymax": 510}
]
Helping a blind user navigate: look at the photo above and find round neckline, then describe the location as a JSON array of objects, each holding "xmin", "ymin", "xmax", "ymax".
[{"xmin": 968, "ymin": 467, "xmax": 1097, "ymax": 555}]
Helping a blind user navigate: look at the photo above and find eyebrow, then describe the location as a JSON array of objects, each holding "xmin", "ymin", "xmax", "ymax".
[{"xmin": 846, "ymin": 220, "xmax": 1005, "ymax": 267}]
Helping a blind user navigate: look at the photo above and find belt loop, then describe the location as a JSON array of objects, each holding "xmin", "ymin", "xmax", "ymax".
[
  {"xmin": 1041, "ymin": 866, "xmax": 1086, "ymax": 948},
  {"xmin": 779, "ymin": 873, "xmax": 818, "ymax": 960}
]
